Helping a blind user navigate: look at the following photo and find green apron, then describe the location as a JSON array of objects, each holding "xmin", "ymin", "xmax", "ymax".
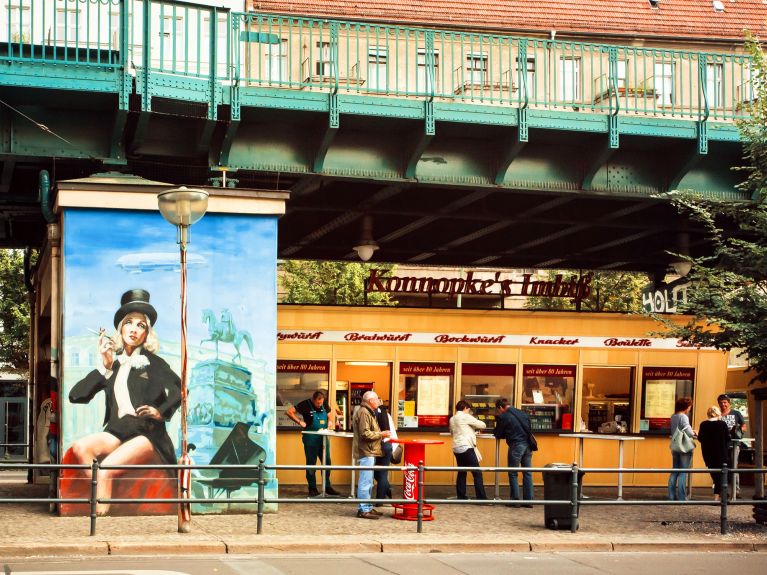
[{"xmin": 302, "ymin": 407, "xmax": 328, "ymax": 448}]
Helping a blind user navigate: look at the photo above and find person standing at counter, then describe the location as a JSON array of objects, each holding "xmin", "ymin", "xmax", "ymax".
[
  {"xmin": 449, "ymin": 400, "xmax": 489, "ymax": 501},
  {"xmin": 697, "ymin": 405, "xmax": 730, "ymax": 501},
  {"xmin": 286, "ymin": 391, "xmax": 340, "ymax": 497},
  {"xmin": 494, "ymin": 398, "xmax": 534, "ymax": 507},
  {"xmin": 668, "ymin": 396, "xmax": 696, "ymax": 501},
  {"xmin": 352, "ymin": 390, "xmax": 390, "ymax": 519},
  {"xmin": 374, "ymin": 404, "xmax": 395, "ymax": 503}
]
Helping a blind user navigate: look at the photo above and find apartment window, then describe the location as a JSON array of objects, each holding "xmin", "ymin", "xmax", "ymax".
[
  {"xmin": 559, "ymin": 57, "xmax": 581, "ymax": 102},
  {"xmin": 516, "ymin": 56, "xmax": 536, "ymax": 98},
  {"xmin": 158, "ymin": 15, "xmax": 184, "ymax": 60},
  {"xmin": 69, "ymin": 351, "xmax": 80, "ymax": 367},
  {"xmin": 466, "ymin": 52, "xmax": 488, "ymax": 86},
  {"xmin": 706, "ymin": 62, "xmax": 724, "ymax": 108},
  {"xmin": 316, "ymin": 41, "xmax": 334, "ymax": 77},
  {"xmin": 8, "ymin": 4, "xmax": 31, "ymax": 43},
  {"xmin": 654, "ymin": 61, "xmax": 674, "ymax": 106},
  {"xmin": 367, "ymin": 46, "xmax": 388, "ymax": 91},
  {"xmin": 56, "ymin": 7, "xmax": 81, "ymax": 42},
  {"xmin": 617, "ymin": 59, "xmax": 628, "ymax": 90},
  {"xmin": 417, "ymin": 48, "xmax": 440, "ymax": 94},
  {"xmin": 266, "ymin": 39, "xmax": 288, "ymax": 83}
]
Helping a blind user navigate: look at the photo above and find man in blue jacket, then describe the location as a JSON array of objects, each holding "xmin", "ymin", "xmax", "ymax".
[{"xmin": 493, "ymin": 398, "xmax": 534, "ymax": 506}]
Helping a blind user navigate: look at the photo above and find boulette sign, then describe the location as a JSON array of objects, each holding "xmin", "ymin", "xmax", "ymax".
[{"xmin": 366, "ymin": 269, "xmax": 593, "ymax": 304}]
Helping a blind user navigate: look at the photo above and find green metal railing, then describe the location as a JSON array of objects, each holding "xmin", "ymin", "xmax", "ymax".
[{"xmin": 1, "ymin": 1, "xmax": 758, "ymax": 121}]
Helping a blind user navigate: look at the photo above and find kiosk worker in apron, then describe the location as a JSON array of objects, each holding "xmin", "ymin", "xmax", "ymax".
[{"xmin": 287, "ymin": 390, "xmax": 340, "ymax": 496}]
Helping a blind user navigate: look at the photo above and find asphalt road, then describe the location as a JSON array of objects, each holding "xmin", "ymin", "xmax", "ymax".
[{"xmin": 4, "ymin": 553, "xmax": 767, "ymax": 575}]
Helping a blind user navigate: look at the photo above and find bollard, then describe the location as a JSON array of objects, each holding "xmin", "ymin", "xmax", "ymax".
[
  {"xmin": 570, "ymin": 463, "xmax": 579, "ymax": 533},
  {"xmin": 89, "ymin": 459, "xmax": 99, "ymax": 536},
  {"xmin": 720, "ymin": 463, "xmax": 729, "ymax": 535},
  {"xmin": 256, "ymin": 459, "xmax": 265, "ymax": 535},
  {"xmin": 417, "ymin": 460, "xmax": 424, "ymax": 534}
]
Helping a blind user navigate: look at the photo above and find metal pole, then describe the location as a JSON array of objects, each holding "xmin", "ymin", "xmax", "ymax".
[
  {"xmin": 417, "ymin": 460, "xmax": 424, "ymax": 534},
  {"xmin": 570, "ymin": 462, "xmax": 579, "ymax": 533},
  {"xmin": 256, "ymin": 459, "xmax": 265, "ymax": 535},
  {"xmin": 720, "ymin": 463, "xmax": 729, "ymax": 535},
  {"xmin": 177, "ymin": 230, "xmax": 192, "ymax": 534},
  {"xmin": 89, "ymin": 459, "xmax": 99, "ymax": 536}
]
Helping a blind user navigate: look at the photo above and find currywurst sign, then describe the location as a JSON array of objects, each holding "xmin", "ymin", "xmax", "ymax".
[{"xmin": 366, "ymin": 270, "xmax": 592, "ymax": 304}]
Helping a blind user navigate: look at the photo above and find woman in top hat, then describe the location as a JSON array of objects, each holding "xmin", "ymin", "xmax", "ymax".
[{"xmin": 68, "ymin": 289, "xmax": 181, "ymax": 514}]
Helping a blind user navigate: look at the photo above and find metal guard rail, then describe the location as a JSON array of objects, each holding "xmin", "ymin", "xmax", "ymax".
[
  {"xmin": 0, "ymin": 461, "xmax": 764, "ymax": 536},
  {"xmin": 0, "ymin": 0, "xmax": 759, "ymax": 121}
]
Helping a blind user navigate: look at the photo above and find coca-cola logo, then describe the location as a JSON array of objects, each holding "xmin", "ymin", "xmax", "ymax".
[{"xmin": 403, "ymin": 463, "xmax": 417, "ymax": 500}]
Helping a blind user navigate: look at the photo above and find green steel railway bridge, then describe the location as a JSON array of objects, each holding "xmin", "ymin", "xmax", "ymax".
[{"xmin": 0, "ymin": 0, "xmax": 757, "ymax": 271}]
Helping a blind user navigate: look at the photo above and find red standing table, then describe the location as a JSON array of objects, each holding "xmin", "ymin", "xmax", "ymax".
[{"xmin": 390, "ymin": 438, "xmax": 443, "ymax": 521}]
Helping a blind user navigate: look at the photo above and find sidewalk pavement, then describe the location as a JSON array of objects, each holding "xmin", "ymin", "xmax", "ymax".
[{"xmin": 0, "ymin": 476, "xmax": 766, "ymax": 558}]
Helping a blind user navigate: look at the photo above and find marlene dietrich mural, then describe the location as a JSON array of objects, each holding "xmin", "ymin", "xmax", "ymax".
[
  {"xmin": 67, "ymin": 289, "xmax": 180, "ymax": 515},
  {"xmin": 60, "ymin": 208, "xmax": 278, "ymax": 516}
]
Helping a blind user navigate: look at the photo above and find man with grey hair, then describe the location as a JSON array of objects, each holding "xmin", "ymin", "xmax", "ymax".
[{"xmin": 352, "ymin": 390, "xmax": 391, "ymax": 519}]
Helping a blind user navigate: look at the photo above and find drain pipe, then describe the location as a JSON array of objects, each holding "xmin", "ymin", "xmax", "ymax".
[{"xmin": 40, "ymin": 171, "xmax": 61, "ymax": 486}]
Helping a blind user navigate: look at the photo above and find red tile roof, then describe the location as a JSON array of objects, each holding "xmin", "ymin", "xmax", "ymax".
[{"xmin": 250, "ymin": 0, "xmax": 767, "ymax": 41}]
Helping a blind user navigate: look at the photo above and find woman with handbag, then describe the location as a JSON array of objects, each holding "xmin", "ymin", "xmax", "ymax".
[
  {"xmin": 668, "ymin": 396, "xmax": 696, "ymax": 501},
  {"xmin": 697, "ymin": 405, "xmax": 730, "ymax": 501},
  {"xmin": 449, "ymin": 400, "xmax": 489, "ymax": 500}
]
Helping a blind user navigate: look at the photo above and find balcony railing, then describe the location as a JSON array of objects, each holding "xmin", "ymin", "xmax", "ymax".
[{"xmin": 0, "ymin": 0, "xmax": 759, "ymax": 121}]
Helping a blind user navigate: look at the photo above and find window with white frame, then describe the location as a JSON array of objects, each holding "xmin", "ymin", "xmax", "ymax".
[
  {"xmin": 316, "ymin": 41, "xmax": 334, "ymax": 77},
  {"xmin": 201, "ymin": 13, "xmax": 229, "ymax": 77},
  {"xmin": 516, "ymin": 56, "xmax": 536, "ymax": 98},
  {"xmin": 367, "ymin": 46, "xmax": 388, "ymax": 91},
  {"xmin": 158, "ymin": 15, "xmax": 184, "ymax": 62},
  {"xmin": 706, "ymin": 62, "xmax": 724, "ymax": 108},
  {"xmin": 617, "ymin": 59, "xmax": 628, "ymax": 89},
  {"xmin": 265, "ymin": 39, "xmax": 288, "ymax": 83},
  {"xmin": 654, "ymin": 61, "xmax": 674, "ymax": 106},
  {"xmin": 559, "ymin": 56, "xmax": 580, "ymax": 102},
  {"xmin": 56, "ymin": 7, "xmax": 81, "ymax": 42},
  {"xmin": 7, "ymin": 3, "xmax": 32, "ymax": 43},
  {"xmin": 417, "ymin": 48, "xmax": 440, "ymax": 94},
  {"xmin": 466, "ymin": 52, "xmax": 488, "ymax": 86}
]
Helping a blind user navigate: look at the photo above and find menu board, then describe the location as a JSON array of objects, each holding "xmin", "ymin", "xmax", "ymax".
[
  {"xmin": 644, "ymin": 380, "xmax": 676, "ymax": 418},
  {"xmin": 417, "ymin": 376, "xmax": 450, "ymax": 416}
]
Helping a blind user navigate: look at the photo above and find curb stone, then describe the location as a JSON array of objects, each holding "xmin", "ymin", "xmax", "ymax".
[{"xmin": 379, "ymin": 538, "xmax": 530, "ymax": 553}]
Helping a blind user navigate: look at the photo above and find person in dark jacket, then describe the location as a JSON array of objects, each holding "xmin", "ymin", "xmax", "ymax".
[
  {"xmin": 697, "ymin": 405, "xmax": 730, "ymax": 501},
  {"xmin": 68, "ymin": 289, "xmax": 181, "ymax": 514},
  {"xmin": 493, "ymin": 398, "xmax": 534, "ymax": 506}
]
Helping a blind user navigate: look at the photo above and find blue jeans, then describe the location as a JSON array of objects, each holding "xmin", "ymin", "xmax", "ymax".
[
  {"xmin": 668, "ymin": 450, "xmax": 693, "ymax": 501},
  {"xmin": 375, "ymin": 442, "xmax": 393, "ymax": 500},
  {"xmin": 507, "ymin": 442, "xmax": 534, "ymax": 501},
  {"xmin": 357, "ymin": 456, "xmax": 375, "ymax": 512}
]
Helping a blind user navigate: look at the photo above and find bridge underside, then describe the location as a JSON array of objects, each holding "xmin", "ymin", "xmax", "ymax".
[{"xmin": 0, "ymin": 82, "xmax": 746, "ymax": 272}]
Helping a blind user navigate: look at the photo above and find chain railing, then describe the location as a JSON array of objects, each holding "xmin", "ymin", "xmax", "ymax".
[
  {"xmin": 1, "ymin": 461, "xmax": 764, "ymax": 536},
  {"xmin": 1, "ymin": 1, "xmax": 757, "ymax": 121}
]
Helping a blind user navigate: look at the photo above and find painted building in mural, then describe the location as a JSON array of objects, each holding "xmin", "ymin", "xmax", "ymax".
[{"xmin": 32, "ymin": 173, "xmax": 288, "ymax": 515}]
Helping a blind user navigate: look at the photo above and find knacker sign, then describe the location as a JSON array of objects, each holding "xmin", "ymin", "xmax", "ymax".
[{"xmin": 366, "ymin": 269, "xmax": 593, "ymax": 304}]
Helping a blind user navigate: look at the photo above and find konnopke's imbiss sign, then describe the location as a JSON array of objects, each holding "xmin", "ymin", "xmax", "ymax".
[{"xmin": 277, "ymin": 330, "xmax": 711, "ymax": 349}]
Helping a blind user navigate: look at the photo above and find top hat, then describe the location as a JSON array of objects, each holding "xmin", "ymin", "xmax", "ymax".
[{"xmin": 113, "ymin": 289, "xmax": 158, "ymax": 328}]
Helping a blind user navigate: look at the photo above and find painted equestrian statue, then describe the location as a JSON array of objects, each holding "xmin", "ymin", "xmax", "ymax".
[{"xmin": 201, "ymin": 309, "xmax": 254, "ymax": 364}]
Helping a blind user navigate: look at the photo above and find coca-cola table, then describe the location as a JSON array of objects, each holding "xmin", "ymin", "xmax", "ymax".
[{"xmin": 390, "ymin": 438, "xmax": 444, "ymax": 521}]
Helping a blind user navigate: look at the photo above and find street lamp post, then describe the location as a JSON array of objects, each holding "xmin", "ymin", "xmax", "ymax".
[{"xmin": 157, "ymin": 186, "xmax": 209, "ymax": 533}]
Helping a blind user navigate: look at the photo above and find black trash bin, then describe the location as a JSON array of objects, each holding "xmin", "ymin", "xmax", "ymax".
[{"xmin": 543, "ymin": 463, "xmax": 584, "ymax": 530}]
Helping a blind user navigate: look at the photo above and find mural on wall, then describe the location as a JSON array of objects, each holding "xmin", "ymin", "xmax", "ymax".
[{"xmin": 60, "ymin": 208, "xmax": 277, "ymax": 516}]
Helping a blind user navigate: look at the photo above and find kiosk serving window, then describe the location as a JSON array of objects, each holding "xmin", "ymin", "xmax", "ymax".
[
  {"xmin": 460, "ymin": 363, "xmax": 516, "ymax": 430},
  {"xmin": 640, "ymin": 367, "xmax": 694, "ymax": 433},
  {"xmin": 276, "ymin": 360, "xmax": 329, "ymax": 429},
  {"xmin": 520, "ymin": 364, "xmax": 575, "ymax": 431},
  {"xmin": 397, "ymin": 362, "xmax": 453, "ymax": 430}
]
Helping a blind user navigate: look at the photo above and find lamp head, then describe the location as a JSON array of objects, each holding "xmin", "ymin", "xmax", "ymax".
[
  {"xmin": 353, "ymin": 242, "xmax": 379, "ymax": 262},
  {"xmin": 158, "ymin": 187, "xmax": 209, "ymax": 227}
]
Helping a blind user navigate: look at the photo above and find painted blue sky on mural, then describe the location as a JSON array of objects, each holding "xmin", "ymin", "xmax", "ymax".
[{"xmin": 63, "ymin": 208, "xmax": 277, "ymax": 353}]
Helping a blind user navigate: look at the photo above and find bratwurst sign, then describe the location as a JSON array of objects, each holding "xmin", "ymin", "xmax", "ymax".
[{"xmin": 366, "ymin": 269, "xmax": 593, "ymax": 304}]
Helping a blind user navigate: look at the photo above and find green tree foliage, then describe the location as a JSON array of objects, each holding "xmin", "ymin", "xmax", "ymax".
[
  {"xmin": 655, "ymin": 35, "xmax": 767, "ymax": 385},
  {"xmin": 0, "ymin": 250, "xmax": 30, "ymax": 370},
  {"xmin": 280, "ymin": 260, "xmax": 398, "ymax": 306},
  {"xmin": 525, "ymin": 270, "xmax": 646, "ymax": 312}
]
